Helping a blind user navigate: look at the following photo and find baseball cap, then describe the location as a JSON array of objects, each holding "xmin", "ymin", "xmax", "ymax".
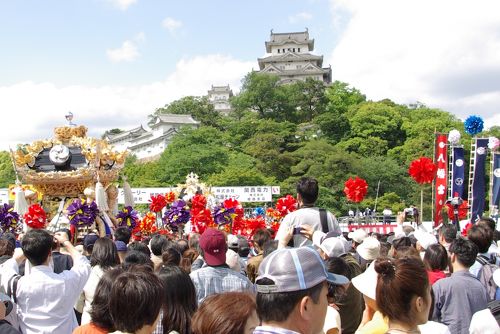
[
  {"xmin": 348, "ymin": 229, "xmax": 368, "ymax": 244},
  {"xmin": 255, "ymin": 247, "xmax": 349, "ymax": 294},
  {"xmin": 83, "ymin": 233, "xmax": 99, "ymax": 250},
  {"xmin": 413, "ymin": 230, "xmax": 437, "ymax": 250},
  {"xmin": 352, "ymin": 260, "xmax": 378, "ymax": 300},
  {"xmin": 320, "ymin": 237, "xmax": 346, "ymax": 258},
  {"xmin": 115, "ymin": 240, "xmax": 128, "ymax": 252},
  {"xmin": 227, "ymin": 234, "xmax": 239, "ymax": 249},
  {"xmin": 199, "ymin": 228, "xmax": 227, "ymax": 266},
  {"xmin": 357, "ymin": 237, "xmax": 380, "ymax": 261}
]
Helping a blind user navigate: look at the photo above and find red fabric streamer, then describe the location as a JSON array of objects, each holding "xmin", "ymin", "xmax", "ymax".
[
  {"xmin": 446, "ymin": 200, "xmax": 469, "ymax": 221},
  {"xmin": 276, "ymin": 195, "xmax": 297, "ymax": 216},
  {"xmin": 149, "ymin": 194, "xmax": 167, "ymax": 212},
  {"xmin": 344, "ymin": 176, "xmax": 368, "ymax": 203},
  {"xmin": 462, "ymin": 222, "xmax": 473, "ymax": 237},
  {"xmin": 408, "ymin": 157, "xmax": 437, "ymax": 184},
  {"xmin": 24, "ymin": 204, "xmax": 47, "ymax": 229}
]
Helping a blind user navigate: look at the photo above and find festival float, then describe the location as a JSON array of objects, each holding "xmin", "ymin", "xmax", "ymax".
[{"xmin": 10, "ymin": 114, "xmax": 127, "ymax": 239}]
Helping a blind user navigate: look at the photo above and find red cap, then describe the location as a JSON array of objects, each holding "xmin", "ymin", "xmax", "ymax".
[{"xmin": 199, "ymin": 228, "xmax": 227, "ymax": 266}]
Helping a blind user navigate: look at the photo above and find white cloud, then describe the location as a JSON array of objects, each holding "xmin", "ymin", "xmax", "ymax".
[
  {"xmin": 162, "ymin": 17, "xmax": 183, "ymax": 35},
  {"xmin": 288, "ymin": 12, "xmax": 313, "ymax": 23},
  {"xmin": 107, "ymin": 0, "xmax": 137, "ymax": 10},
  {"xmin": 329, "ymin": 0, "xmax": 500, "ymax": 128},
  {"xmin": 0, "ymin": 55, "xmax": 254, "ymax": 150},
  {"xmin": 106, "ymin": 40, "xmax": 140, "ymax": 62}
]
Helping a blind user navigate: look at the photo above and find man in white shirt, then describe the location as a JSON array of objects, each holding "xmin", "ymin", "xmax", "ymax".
[
  {"xmin": 275, "ymin": 177, "xmax": 341, "ymax": 248},
  {"xmin": 2, "ymin": 229, "xmax": 91, "ymax": 334}
]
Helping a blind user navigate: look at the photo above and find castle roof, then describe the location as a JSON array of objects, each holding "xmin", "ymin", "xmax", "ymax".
[
  {"xmin": 150, "ymin": 114, "xmax": 200, "ymax": 127},
  {"xmin": 265, "ymin": 30, "xmax": 314, "ymax": 52},
  {"xmin": 257, "ymin": 52, "xmax": 324, "ymax": 70},
  {"xmin": 106, "ymin": 125, "xmax": 147, "ymax": 143}
]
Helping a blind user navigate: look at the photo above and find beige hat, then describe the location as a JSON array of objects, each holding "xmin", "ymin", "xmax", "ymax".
[
  {"xmin": 348, "ymin": 229, "xmax": 368, "ymax": 244},
  {"xmin": 357, "ymin": 236, "xmax": 380, "ymax": 261},
  {"xmin": 352, "ymin": 260, "xmax": 378, "ymax": 300}
]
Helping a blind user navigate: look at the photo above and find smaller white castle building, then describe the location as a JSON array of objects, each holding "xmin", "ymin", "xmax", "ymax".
[
  {"xmin": 207, "ymin": 85, "xmax": 233, "ymax": 115},
  {"xmin": 104, "ymin": 114, "xmax": 200, "ymax": 160}
]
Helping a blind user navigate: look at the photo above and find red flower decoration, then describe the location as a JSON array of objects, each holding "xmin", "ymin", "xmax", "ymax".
[
  {"xmin": 149, "ymin": 194, "xmax": 167, "ymax": 212},
  {"xmin": 344, "ymin": 176, "xmax": 368, "ymax": 203},
  {"xmin": 24, "ymin": 204, "xmax": 47, "ymax": 229},
  {"xmin": 165, "ymin": 192, "xmax": 176, "ymax": 204},
  {"xmin": 223, "ymin": 198, "xmax": 240, "ymax": 210},
  {"xmin": 462, "ymin": 222, "xmax": 473, "ymax": 237},
  {"xmin": 139, "ymin": 212, "xmax": 157, "ymax": 234},
  {"xmin": 191, "ymin": 208, "xmax": 214, "ymax": 234},
  {"xmin": 191, "ymin": 194, "xmax": 207, "ymax": 214},
  {"xmin": 266, "ymin": 207, "xmax": 282, "ymax": 220},
  {"xmin": 276, "ymin": 195, "xmax": 297, "ymax": 216},
  {"xmin": 408, "ymin": 157, "xmax": 437, "ymax": 184},
  {"xmin": 233, "ymin": 217, "xmax": 267, "ymax": 240},
  {"xmin": 446, "ymin": 200, "xmax": 469, "ymax": 221}
]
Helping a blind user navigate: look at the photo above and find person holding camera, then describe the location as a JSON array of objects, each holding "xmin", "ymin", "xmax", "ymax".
[
  {"xmin": 275, "ymin": 177, "xmax": 341, "ymax": 248},
  {"xmin": 1, "ymin": 229, "xmax": 91, "ymax": 334}
]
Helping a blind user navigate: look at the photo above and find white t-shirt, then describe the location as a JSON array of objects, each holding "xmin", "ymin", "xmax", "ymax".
[
  {"xmin": 275, "ymin": 207, "xmax": 341, "ymax": 248},
  {"xmin": 469, "ymin": 308, "xmax": 500, "ymax": 334},
  {"xmin": 418, "ymin": 321, "xmax": 450, "ymax": 334}
]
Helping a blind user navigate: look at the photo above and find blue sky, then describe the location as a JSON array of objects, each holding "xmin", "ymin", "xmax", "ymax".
[
  {"xmin": 0, "ymin": 0, "xmax": 342, "ymax": 86},
  {"xmin": 0, "ymin": 0, "xmax": 499, "ymax": 149}
]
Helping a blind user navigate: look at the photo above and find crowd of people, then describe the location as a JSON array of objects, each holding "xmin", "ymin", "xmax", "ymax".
[{"xmin": 0, "ymin": 176, "xmax": 499, "ymax": 334}]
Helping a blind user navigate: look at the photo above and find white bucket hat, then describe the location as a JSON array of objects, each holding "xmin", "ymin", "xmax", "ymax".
[{"xmin": 357, "ymin": 236, "xmax": 380, "ymax": 261}]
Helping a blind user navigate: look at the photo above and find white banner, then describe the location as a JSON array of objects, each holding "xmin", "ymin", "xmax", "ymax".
[
  {"xmin": 117, "ymin": 187, "xmax": 173, "ymax": 204},
  {"xmin": 0, "ymin": 189, "xmax": 9, "ymax": 204},
  {"xmin": 117, "ymin": 186, "xmax": 280, "ymax": 204}
]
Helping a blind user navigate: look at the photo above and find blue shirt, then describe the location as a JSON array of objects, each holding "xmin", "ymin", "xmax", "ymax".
[{"xmin": 432, "ymin": 270, "xmax": 488, "ymax": 334}]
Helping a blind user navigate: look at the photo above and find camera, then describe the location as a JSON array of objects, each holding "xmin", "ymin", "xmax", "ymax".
[
  {"xmin": 446, "ymin": 197, "xmax": 463, "ymax": 206},
  {"xmin": 293, "ymin": 227, "xmax": 302, "ymax": 235}
]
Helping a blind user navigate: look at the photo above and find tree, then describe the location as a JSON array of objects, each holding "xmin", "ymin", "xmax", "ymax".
[
  {"xmin": 291, "ymin": 78, "xmax": 328, "ymax": 122},
  {"xmin": 207, "ymin": 152, "xmax": 276, "ymax": 186},
  {"xmin": 325, "ymin": 81, "xmax": 366, "ymax": 115},
  {"xmin": 102, "ymin": 128, "xmax": 123, "ymax": 139},
  {"xmin": 314, "ymin": 112, "xmax": 350, "ymax": 144},
  {"xmin": 156, "ymin": 127, "xmax": 230, "ymax": 185},
  {"xmin": 232, "ymin": 72, "xmax": 290, "ymax": 118},
  {"xmin": 0, "ymin": 151, "xmax": 16, "ymax": 188},
  {"xmin": 155, "ymin": 96, "xmax": 220, "ymax": 127}
]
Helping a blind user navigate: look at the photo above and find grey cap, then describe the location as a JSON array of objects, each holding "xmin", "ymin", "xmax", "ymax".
[{"xmin": 255, "ymin": 247, "xmax": 349, "ymax": 294}]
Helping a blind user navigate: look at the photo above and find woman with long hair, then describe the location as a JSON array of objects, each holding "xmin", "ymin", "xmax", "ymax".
[
  {"xmin": 154, "ymin": 265, "xmax": 197, "ymax": 334},
  {"xmin": 79, "ymin": 237, "xmax": 120, "ymax": 325}
]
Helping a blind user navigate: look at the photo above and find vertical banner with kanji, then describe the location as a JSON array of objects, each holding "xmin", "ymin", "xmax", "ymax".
[
  {"xmin": 434, "ymin": 134, "xmax": 448, "ymax": 225},
  {"xmin": 451, "ymin": 146, "xmax": 466, "ymax": 199},
  {"xmin": 491, "ymin": 152, "xmax": 500, "ymax": 210},
  {"xmin": 471, "ymin": 138, "xmax": 489, "ymax": 222}
]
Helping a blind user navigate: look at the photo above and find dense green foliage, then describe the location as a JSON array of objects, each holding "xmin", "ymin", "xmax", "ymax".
[{"xmin": 1, "ymin": 73, "xmax": 496, "ymax": 218}]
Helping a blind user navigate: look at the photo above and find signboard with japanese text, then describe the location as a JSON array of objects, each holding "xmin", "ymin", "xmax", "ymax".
[
  {"xmin": 117, "ymin": 186, "xmax": 281, "ymax": 204},
  {"xmin": 212, "ymin": 186, "xmax": 277, "ymax": 202},
  {"xmin": 117, "ymin": 187, "xmax": 173, "ymax": 204}
]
